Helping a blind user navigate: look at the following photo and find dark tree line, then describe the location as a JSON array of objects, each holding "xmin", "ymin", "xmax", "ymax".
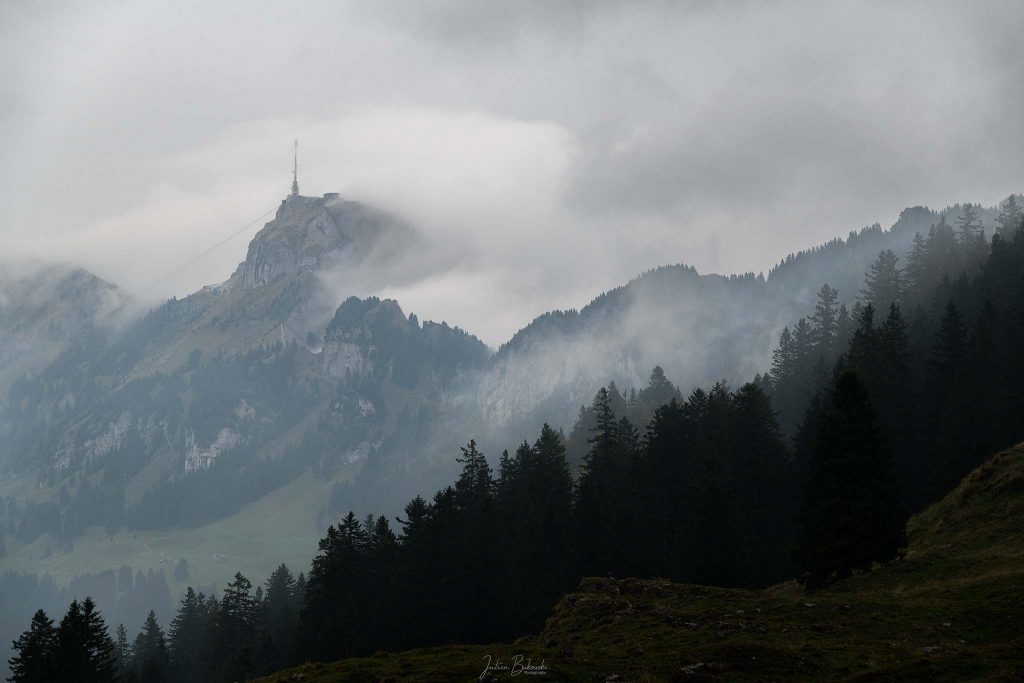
[{"xmin": 771, "ymin": 206, "xmax": 1024, "ymax": 512}]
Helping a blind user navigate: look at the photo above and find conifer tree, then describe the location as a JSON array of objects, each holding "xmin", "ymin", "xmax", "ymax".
[
  {"xmin": 729, "ymin": 383, "xmax": 796, "ymax": 584},
  {"xmin": 810, "ymin": 284, "xmax": 839, "ymax": 359},
  {"xmin": 847, "ymin": 302, "xmax": 881, "ymax": 387},
  {"xmin": 168, "ymin": 587, "xmax": 208, "ymax": 682},
  {"xmin": 797, "ymin": 370, "xmax": 905, "ymax": 588},
  {"xmin": 55, "ymin": 598, "xmax": 117, "ymax": 683},
  {"xmin": 860, "ymin": 250, "xmax": 903, "ymax": 308},
  {"xmin": 994, "ymin": 194, "xmax": 1023, "ymax": 238},
  {"xmin": 450, "ymin": 440, "xmax": 501, "ymax": 641},
  {"xmin": 299, "ymin": 514, "xmax": 372, "ymax": 660},
  {"xmin": 642, "ymin": 398, "xmax": 693, "ymax": 579},
  {"xmin": 131, "ymin": 611, "xmax": 169, "ymax": 683},
  {"xmin": 213, "ymin": 573, "xmax": 259, "ymax": 682},
  {"xmin": 498, "ymin": 424, "xmax": 574, "ymax": 634},
  {"xmin": 955, "ymin": 203, "xmax": 983, "ymax": 242},
  {"xmin": 453, "ymin": 440, "xmax": 493, "ymax": 510},
  {"xmin": 574, "ymin": 387, "xmax": 639, "ymax": 576},
  {"xmin": 261, "ymin": 564, "xmax": 297, "ymax": 671},
  {"xmin": 393, "ymin": 495, "xmax": 434, "ymax": 648},
  {"xmin": 877, "ymin": 304, "xmax": 916, "ymax": 488},
  {"xmin": 903, "ymin": 232, "xmax": 928, "ymax": 302},
  {"xmin": 928, "ymin": 301, "xmax": 969, "ymax": 388},
  {"xmin": 7, "ymin": 609, "xmax": 57, "ymax": 683},
  {"xmin": 367, "ymin": 517, "xmax": 400, "ymax": 648},
  {"xmin": 770, "ymin": 327, "xmax": 794, "ymax": 388},
  {"xmin": 956, "ymin": 203, "xmax": 989, "ymax": 266},
  {"xmin": 925, "ymin": 301, "xmax": 973, "ymax": 499},
  {"xmin": 770, "ymin": 319, "xmax": 817, "ymax": 435},
  {"xmin": 113, "ymin": 623, "xmax": 132, "ymax": 681},
  {"xmin": 835, "ymin": 303, "xmax": 853, "ymax": 351},
  {"xmin": 631, "ymin": 366, "xmax": 680, "ymax": 428}
]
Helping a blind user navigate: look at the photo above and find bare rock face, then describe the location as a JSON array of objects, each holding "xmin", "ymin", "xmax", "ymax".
[{"xmin": 231, "ymin": 194, "xmax": 412, "ymax": 290}]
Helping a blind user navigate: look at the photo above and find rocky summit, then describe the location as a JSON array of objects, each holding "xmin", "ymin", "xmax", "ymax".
[{"xmin": 232, "ymin": 194, "xmax": 414, "ymax": 291}]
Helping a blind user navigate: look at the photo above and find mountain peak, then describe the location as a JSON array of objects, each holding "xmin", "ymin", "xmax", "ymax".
[{"xmin": 230, "ymin": 194, "xmax": 413, "ymax": 289}]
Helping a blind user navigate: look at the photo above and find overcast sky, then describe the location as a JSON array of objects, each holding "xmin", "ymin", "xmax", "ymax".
[{"xmin": 2, "ymin": 0, "xmax": 1022, "ymax": 345}]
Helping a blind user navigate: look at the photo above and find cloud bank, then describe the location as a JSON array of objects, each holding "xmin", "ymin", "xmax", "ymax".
[{"xmin": 1, "ymin": 0, "xmax": 1022, "ymax": 344}]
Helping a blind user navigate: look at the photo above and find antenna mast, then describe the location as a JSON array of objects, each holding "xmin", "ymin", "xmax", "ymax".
[{"xmin": 290, "ymin": 139, "xmax": 300, "ymax": 197}]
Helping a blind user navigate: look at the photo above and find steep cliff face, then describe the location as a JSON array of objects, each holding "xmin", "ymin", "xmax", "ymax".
[
  {"xmin": 231, "ymin": 194, "xmax": 413, "ymax": 290},
  {"xmin": 321, "ymin": 297, "xmax": 409, "ymax": 380}
]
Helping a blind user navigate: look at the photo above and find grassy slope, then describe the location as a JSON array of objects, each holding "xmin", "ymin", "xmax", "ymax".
[
  {"xmin": 0, "ymin": 472, "xmax": 333, "ymax": 591},
  {"xmin": 258, "ymin": 444, "xmax": 1024, "ymax": 682}
]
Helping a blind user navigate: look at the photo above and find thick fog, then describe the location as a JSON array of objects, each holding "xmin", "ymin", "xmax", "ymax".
[{"xmin": 2, "ymin": 0, "xmax": 1023, "ymax": 345}]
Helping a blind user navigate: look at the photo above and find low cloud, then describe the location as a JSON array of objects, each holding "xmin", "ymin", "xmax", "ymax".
[{"xmin": 2, "ymin": 0, "xmax": 1023, "ymax": 345}]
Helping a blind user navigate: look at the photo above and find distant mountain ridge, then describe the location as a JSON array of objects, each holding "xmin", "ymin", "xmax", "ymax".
[
  {"xmin": 474, "ymin": 201, "xmax": 1004, "ymax": 433},
  {"xmin": 0, "ymin": 264, "xmax": 131, "ymax": 393},
  {"xmin": 0, "ymin": 191, "xmax": 1011, "ymax": 599}
]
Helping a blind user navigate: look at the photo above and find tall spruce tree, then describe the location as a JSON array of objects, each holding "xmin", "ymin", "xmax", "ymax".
[
  {"xmin": 642, "ymin": 398, "xmax": 694, "ymax": 580},
  {"xmin": 298, "ymin": 514, "xmax": 371, "ymax": 661},
  {"xmin": 874, "ymin": 304, "xmax": 919, "ymax": 504},
  {"xmin": 955, "ymin": 203, "xmax": 983, "ymax": 242},
  {"xmin": 797, "ymin": 370, "xmax": 906, "ymax": 588},
  {"xmin": 498, "ymin": 424, "xmax": 574, "ymax": 635},
  {"xmin": 55, "ymin": 598, "xmax": 117, "ymax": 683},
  {"xmin": 7, "ymin": 610, "xmax": 57, "ymax": 683},
  {"xmin": 131, "ymin": 611, "xmax": 169, "ymax": 683},
  {"xmin": 994, "ymin": 194, "xmax": 1023, "ymax": 238},
  {"xmin": 450, "ymin": 440, "xmax": 502, "ymax": 642},
  {"xmin": 810, "ymin": 284, "xmax": 840, "ymax": 360},
  {"xmin": 925, "ymin": 301, "xmax": 973, "ymax": 500},
  {"xmin": 574, "ymin": 388, "xmax": 639, "ymax": 577},
  {"xmin": 728, "ymin": 383, "xmax": 796, "ymax": 584},
  {"xmin": 168, "ymin": 587, "xmax": 209, "ymax": 682},
  {"xmin": 112, "ymin": 623, "xmax": 132, "ymax": 681},
  {"xmin": 261, "ymin": 564, "xmax": 297, "ymax": 671},
  {"xmin": 860, "ymin": 250, "xmax": 903, "ymax": 309},
  {"xmin": 847, "ymin": 303, "xmax": 880, "ymax": 386},
  {"xmin": 903, "ymin": 232, "xmax": 928, "ymax": 302},
  {"xmin": 212, "ymin": 573, "xmax": 259, "ymax": 682},
  {"xmin": 956, "ymin": 203, "xmax": 990, "ymax": 266},
  {"xmin": 366, "ymin": 517, "xmax": 399, "ymax": 649}
]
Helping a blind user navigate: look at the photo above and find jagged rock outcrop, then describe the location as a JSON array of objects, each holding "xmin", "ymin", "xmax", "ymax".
[
  {"xmin": 321, "ymin": 296, "xmax": 488, "ymax": 385},
  {"xmin": 321, "ymin": 296, "xmax": 408, "ymax": 379}
]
